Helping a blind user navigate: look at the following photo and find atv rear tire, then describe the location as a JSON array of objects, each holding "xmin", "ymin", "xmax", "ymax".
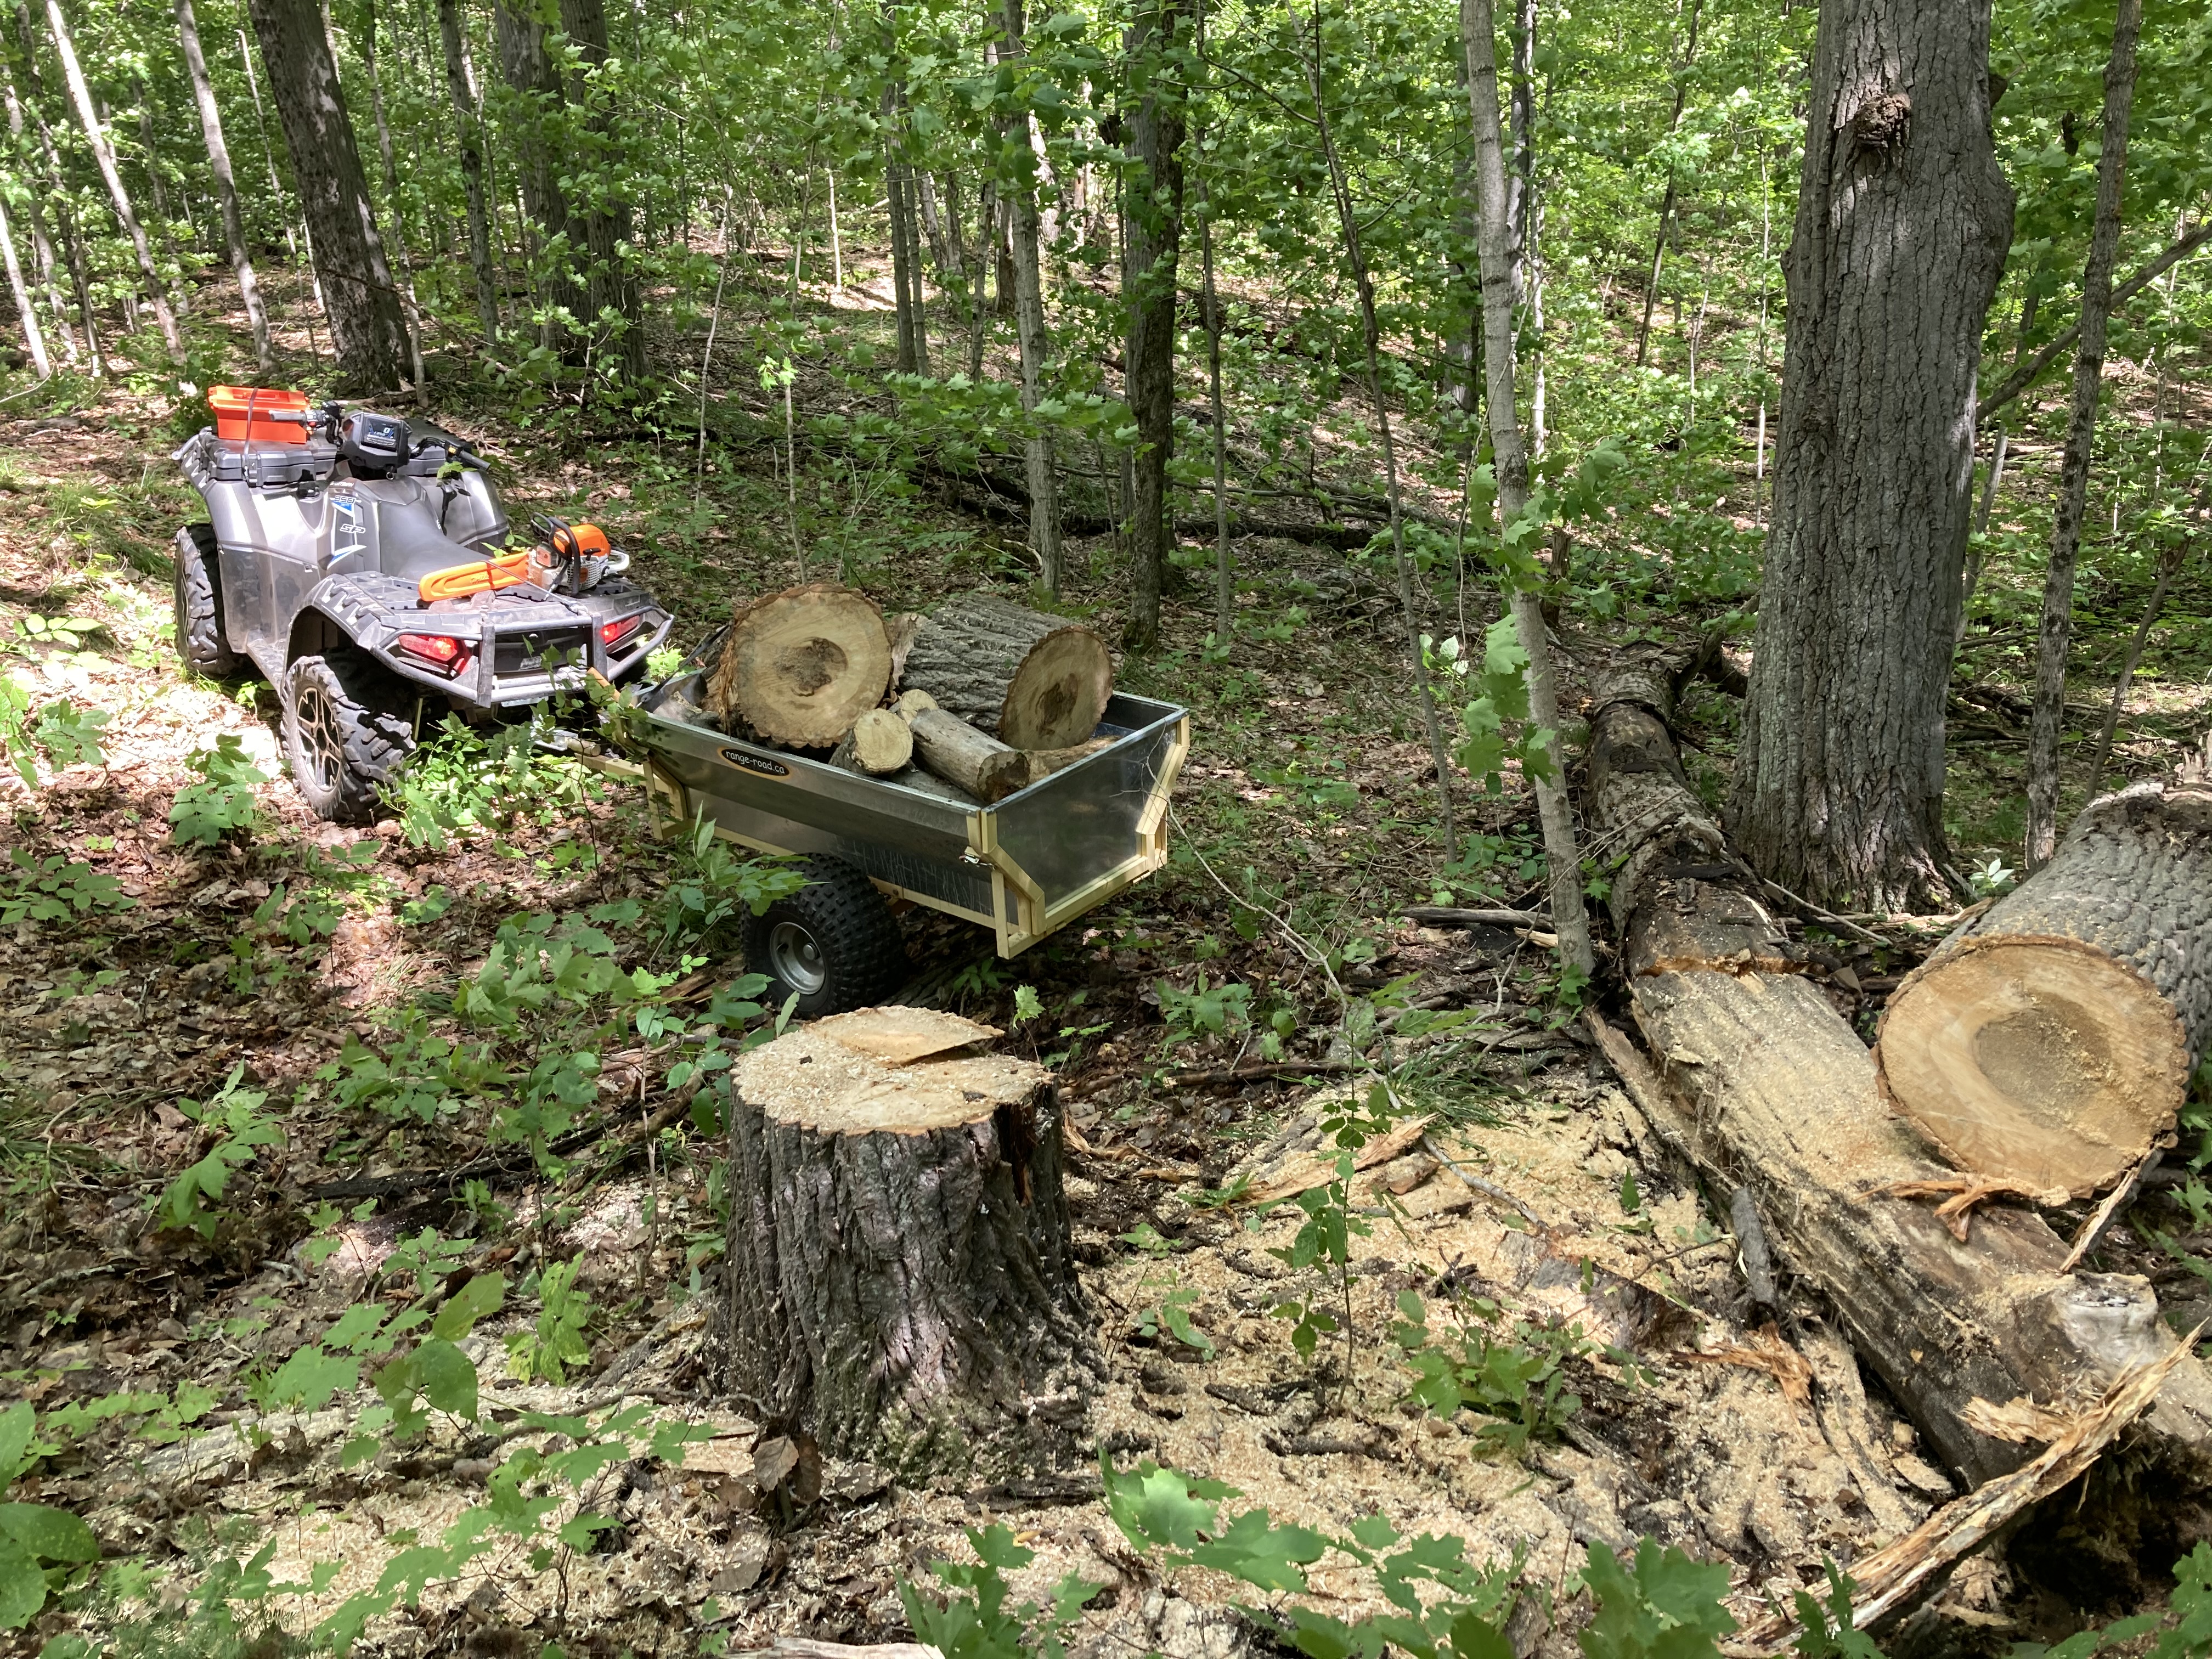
[
  {"xmin": 173, "ymin": 523, "xmax": 241, "ymax": 679},
  {"xmin": 283, "ymin": 649, "xmax": 415, "ymax": 823},
  {"xmin": 741, "ymin": 856, "xmax": 909, "ymax": 1019}
]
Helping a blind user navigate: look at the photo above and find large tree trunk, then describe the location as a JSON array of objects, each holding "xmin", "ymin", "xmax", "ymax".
[
  {"xmin": 722, "ymin": 1013, "xmax": 1098, "ymax": 1477},
  {"xmin": 1877, "ymin": 778, "xmax": 2210, "ymax": 1197},
  {"xmin": 493, "ymin": 0, "xmax": 582, "ymax": 355},
  {"xmin": 898, "ymin": 591, "xmax": 1113, "ymax": 751},
  {"xmin": 1119, "ymin": 0, "xmax": 1185, "ymax": 651},
  {"xmin": 44, "ymin": 0, "xmax": 179, "ymax": 354},
  {"xmin": 1730, "ymin": 0, "xmax": 2015, "ymax": 911},
  {"xmin": 175, "ymin": 0, "xmax": 269, "ymax": 372},
  {"xmin": 2024, "ymin": 0, "xmax": 2141, "ymax": 868},
  {"xmin": 556, "ymin": 0, "xmax": 642, "ymax": 381},
  {"xmin": 246, "ymin": 0, "xmax": 410, "ymax": 391},
  {"xmin": 1584, "ymin": 662, "xmax": 2212, "ymax": 1495},
  {"xmin": 435, "ymin": 0, "xmax": 499, "ymax": 343},
  {"xmin": 1001, "ymin": 0, "xmax": 1063, "ymax": 597}
]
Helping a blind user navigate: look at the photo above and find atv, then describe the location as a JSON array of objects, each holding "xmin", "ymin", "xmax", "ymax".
[{"xmin": 173, "ymin": 386, "xmax": 672, "ymax": 821}]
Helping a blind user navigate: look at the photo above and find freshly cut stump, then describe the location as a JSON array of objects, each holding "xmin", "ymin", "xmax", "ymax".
[
  {"xmin": 1878, "ymin": 781, "xmax": 2212, "ymax": 1197},
  {"xmin": 899, "ymin": 592, "xmax": 1113, "ymax": 751},
  {"xmin": 905, "ymin": 706, "xmax": 1032, "ymax": 804},
  {"xmin": 829, "ymin": 708, "xmax": 914, "ymax": 776},
  {"xmin": 707, "ymin": 584, "xmax": 893, "ymax": 746},
  {"xmin": 723, "ymin": 1011, "xmax": 1097, "ymax": 1477}
]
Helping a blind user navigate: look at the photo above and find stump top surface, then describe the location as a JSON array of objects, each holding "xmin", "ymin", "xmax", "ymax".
[{"xmin": 735, "ymin": 1022, "xmax": 1050, "ymax": 1134}]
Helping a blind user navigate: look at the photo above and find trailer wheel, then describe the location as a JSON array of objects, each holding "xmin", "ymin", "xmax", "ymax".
[
  {"xmin": 173, "ymin": 524, "xmax": 241, "ymax": 679},
  {"xmin": 742, "ymin": 856, "xmax": 909, "ymax": 1019},
  {"xmin": 283, "ymin": 648, "xmax": 415, "ymax": 823}
]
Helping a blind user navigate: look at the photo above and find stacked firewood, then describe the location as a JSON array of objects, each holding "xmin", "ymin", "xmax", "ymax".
[{"xmin": 678, "ymin": 585, "xmax": 1115, "ymax": 804}]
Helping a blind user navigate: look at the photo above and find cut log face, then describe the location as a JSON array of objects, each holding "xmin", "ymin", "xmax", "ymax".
[
  {"xmin": 900, "ymin": 592, "xmax": 1113, "ymax": 751},
  {"xmin": 707, "ymin": 583, "xmax": 893, "ymax": 747},
  {"xmin": 723, "ymin": 1014, "xmax": 1097, "ymax": 1477},
  {"xmin": 1877, "ymin": 782, "xmax": 2212, "ymax": 1197},
  {"xmin": 830, "ymin": 708, "xmax": 915, "ymax": 776}
]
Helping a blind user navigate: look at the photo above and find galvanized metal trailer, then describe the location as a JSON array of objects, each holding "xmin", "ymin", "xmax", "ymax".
[{"xmin": 617, "ymin": 671, "xmax": 1191, "ymax": 1012}]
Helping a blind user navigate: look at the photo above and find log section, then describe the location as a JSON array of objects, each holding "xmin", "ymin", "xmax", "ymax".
[
  {"xmin": 707, "ymin": 584, "xmax": 893, "ymax": 746},
  {"xmin": 905, "ymin": 705, "xmax": 1033, "ymax": 804},
  {"xmin": 1877, "ymin": 781, "xmax": 2212, "ymax": 1195},
  {"xmin": 723, "ymin": 1012, "xmax": 1098, "ymax": 1476},
  {"xmin": 1584, "ymin": 659, "xmax": 2212, "ymax": 1487},
  {"xmin": 829, "ymin": 708, "xmax": 915, "ymax": 777},
  {"xmin": 900, "ymin": 592, "xmax": 1113, "ymax": 751}
]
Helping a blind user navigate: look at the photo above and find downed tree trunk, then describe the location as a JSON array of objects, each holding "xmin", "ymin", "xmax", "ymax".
[
  {"xmin": 707, "ymin": 584, "xmax": 893, "ymax": 746},
  {"xmin": 903, "ymin": 703, "xmax": 1033, "ymax": 803},
  {"xmin": 1583, "ymin": 658, "xmax": 2212, "ymax": 1488},
  {"xmin": 723, "ymin": 1010, "xmax": 1098, "ymax": 1476},
  {"xmin": 830, "ymin": 708, "xmax": 915, "ymax": 776},
  {"xmin": 900, "ymin": 591, "xmax": 1113, "ymax": 751},
  {"xmin": 1877, "ymin": 781, "xmax": 2212, "ymax": 1195}
]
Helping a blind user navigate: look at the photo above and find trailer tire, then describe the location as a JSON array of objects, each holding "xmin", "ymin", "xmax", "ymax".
[
  {"xmin": 173, "ymin": 523, "xmax": 241, "ymax": 679},
  {"xmin": 741, "ymin": 856, "xmax": 909, "ymax": 1019},
  {"xmin": 283, "ymin": 648, "xmax": 415, "ymax": 824}
]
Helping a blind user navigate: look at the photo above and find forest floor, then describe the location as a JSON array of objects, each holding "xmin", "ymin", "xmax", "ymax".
[{"xmin": 2, "ymin": 258, "xmax": 2209, "ymax": 1659}]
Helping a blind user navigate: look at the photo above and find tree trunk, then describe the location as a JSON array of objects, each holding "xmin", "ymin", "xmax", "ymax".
[
  {"xmin": 899, "ymin": 592, "xmax": 1113, "ymax": 752},
  {"xmin": 1119, "ymin": 0, "xmax": 1184, "ymax": 651},
  {"xmin": 1463, "ymin": 0, "xmax": 1593, "ymax": 975},
  {"xmin": 247, "ymin": 0, "xmax": 410, "ymax": 391},
  {"xmin": 1729, "ymin": 0, "xmax": 2015, "ymax": 911},
  {"xmin": 557, "ymin": 0, "xmax": 642, "ymax": 381},
  {"xmin": 2025, "ymin": 0, "xmax": 2141, "ymax": 868},
  {"xmin": 357, "ymin": 0, "xmax": 426, "ymax": 399},
  {"xmin": 0, "ymin": 188, "xmax": 46, "ymax": 377},
  {"xmin": 1001, "ymin": 0, "xmax": 1063, "ymax": 597},
  {"xmin": 436, "ymin": 0, "xmax": 499, "ymax": 343},
  {"xmin": 1631, "ymin": 0, "xmax": 1697, "ymax": 369},
  {"xmin": 1583, "ymin": 662, "xmax": 2212, "ymax": 1491},
  {"xmin": 175, "ymin": 0, "xmax": 269, "ymax": 371},
  {"xmin": 7, "ymin": 46, "xmax": 97, "ymax": 374},
  {"xmin": 2089, "ymin": 540, "xmax": 2186, "ymax": 786},
  {"xmin": 722, "ymin": 1014, "xmax": 1097, "ymax": 1476},
  {"xmin": 44, "ymin": 0, "xmax": 178, "ymax": 354},
  {"xmin": 1877, "ymin": 777, "xmax": 2209, "ymax": 1197},
  {"xmin": 705, "ymin": 584, "xmax": 894, "ymax": 747},
  {"xmin": 493, "ymin": 0, "xmax": 581, "ymax": 354},
  {"xmin": 4, "ymin": 65, "xmax": 72, "ymax": 367}
]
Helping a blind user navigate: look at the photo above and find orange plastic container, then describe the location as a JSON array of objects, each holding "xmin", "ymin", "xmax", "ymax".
[{"xmin": 209, "ymin": 385, "xmax": 311, "ymax": 444}]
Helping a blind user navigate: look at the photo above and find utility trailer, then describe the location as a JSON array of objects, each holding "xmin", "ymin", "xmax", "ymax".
[{"xmin": 613, "ymin": 670, "xmax": 1191, "ymax": 1015}]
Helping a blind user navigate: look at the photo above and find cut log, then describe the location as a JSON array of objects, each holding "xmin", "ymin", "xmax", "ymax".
[
  {"xmin": 1024, "ymin": 737, "xmax": 1111, "ymax": 777},
  {"xmin": 706, "ymin": 583, "xmax": 893, "ymax": 747},
  {"xmin": 1582, "ymin": 657, "xmax": 2212, "ymax": 1490},
  {"xmin": 828, "ymin": 708, "xmax": 915, "ymax": 777},
  {"xmin": 1876, "ymin": 781, "xmax": 2212, "ymax": 1197},
  {"xmin": 899, "ymin": 591, "xmax": 1113, "ymax": 751},
  {"xmin": 907, "ymin": 707, "xmax": 1032, "ymax": 804},
  {"xmin": 722, "ymin": 1011, "xmax": 1098, "ymax": 1476},
  {"xmin": 883, "ymin": 765, "xmax": 976, "ymax": 808},
  {"xmin": 891, "ymin": 687, "xmax": 939, "ymax": 722}
]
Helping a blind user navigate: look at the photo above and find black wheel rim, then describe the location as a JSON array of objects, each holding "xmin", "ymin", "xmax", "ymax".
[
  {"xmin": 295, "ymin": 677, "xmax": 345, "ymax": 795},
  {"xmin": 767, "ymin": 920, "xmax": 827, "ymax": 995}
]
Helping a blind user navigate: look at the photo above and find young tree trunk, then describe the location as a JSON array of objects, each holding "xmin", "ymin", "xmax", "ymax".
[
  {"xmin": 557, "ymin": 0, "xmax": 642, "ymax": 381},
  {"xmin": 1000, "ymin": 0, "xmax": 1063, "ymax": 595},
  {"xmin": 246, "ymin": 0, "xmax": 410, "ymax": 390},
  {"xmin": 1463, "ymin": 0, "xmax": 1593, "ymax": 975},
  {"xmin": 1119, "ymin": 0, "xmax": 1185, "ymax": 651},
  {"xmin": 4, "ymin": 67, "xmax": 71, "ymax": 366},
  {"xmin": 175, "ymin": 0, "xmax": 269, "ymax": 371},
  {"xmin": 2025, "ymin": 0, "xmax": 2141, "ymax": 869},
  {"xmin": 435, "ymin": 0, "xmax": 499, "ymax": 343},
  {"xmin": 1729, "ymin": 0, "xmax": 2015, "ymax": 911},
  {"xmin": 6, "ymin": 50, "xmax": 95, "ymax": 373},
  {"xmin": 44, "ymin": 0, "xmax": 179, "ymax": 353},
  {"xmin": 358, "ymin": 0, "xmax": 426, "ymax": 398},
  {"xmin": 493, "ymin": 0, "xmax": 581, "ymax": 354},
  {"xmin": 0, "ymin": 190, "xmax": 46, "ymax": 376},
  {"xmin": 1631, "ymin": 0, "xmax": 1697, "ymax": 369},
  {"xmin": 2089, "ymin": 540, "xmax": 2186, "ymax": 786}
]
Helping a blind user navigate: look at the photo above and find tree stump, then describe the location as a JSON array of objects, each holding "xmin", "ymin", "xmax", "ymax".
[
  {"xmin": 722, "ymin": 1010, "xmax": 1098, "ymax": 1477},
  {"xmin": 1877, "ymin": 781, "xmax": 2212, "ymax": 1196},
  {"xmin": 899, "ymin": 592, "xmax": 1113, "ymax": 751},
  {"xmin": 707, "ymin": 584, "xmax": 893, "ymax": 746}
]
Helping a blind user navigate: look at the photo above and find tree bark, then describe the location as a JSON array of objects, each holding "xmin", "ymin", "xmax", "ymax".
[
  {"xmin": 6, "ymin": 45, "xmax": 95, "ymax": 373},
  {"xmin": 905, "ymin": 704, "xmax": 1033, "ymax": 803},
  {"xmin": 246, "ymin": 0, "xmax": 411, "ymax": 391},
  {"xmin": 3, "ymin": 63, "xmax": 72, "ymax": 367},
  {"xmin": 0, "ymin": 188, "xmax": 45, "ymax": 377},
  {"xmin": 2089, "ymin": 541, "xmax": 2186, "ymax": 786},
  {"xmin": 1583, "ymin": 662, "xmax": 2212, "ymax": 1492},
  {"xmin": 1463, "ymin": 0, "xmax": 1593, "ymax": 976},
  {"xmin": 44, "ymin": 0, "xmax": 178, "ymax": 354},
  {"xmin": 493, "ymin": 0, "xmax": 582, "ymax": 354},
  {"xmin": 556, "ymin": 0, "xmax": 642, "ymax": 381},
  {"xmin": 1119, "ymin": 0, "xmax": 1185, "ymax": 651},
  {"xmin": 1877, "ymin": 778, "xmax": 2210, "ymax": 1197},
  {"xmin": 723, "ymin": 1016, "xmax": 1097, "ymax": 1476},
  {"xmin": 1729, "ymin": 0, "xmax": 2015, "ymax": 911},
  {"xmin": 435, "ymin": 0, "xmax": 499, "ymax": 343},
  {"xmin": 1000, "ymin": 0, "xmax": 1063, "ymax": 596},
  {"xmin": 176, "ymin": 0, "xmax": 268, "ymax": 371},
  {"xmin": 899, "ymin": 591, "xmax": 1113, "ymax": 751},
  {"xmin": 357, "ymin": 0, "xmax": 426, "ymax": 400},
  {"xmin": 2026, "ymin": 0, "xmax": 2141, "ymax": 869}
]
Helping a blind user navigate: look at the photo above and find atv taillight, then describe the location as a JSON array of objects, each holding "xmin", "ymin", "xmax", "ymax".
[
  {"xmin": 600, "ymin": 613, "xmax": 644, "ymax": 649},
  {"xmin": 394, "ymin": 632, "xmax": 471, "ymax": 675}
]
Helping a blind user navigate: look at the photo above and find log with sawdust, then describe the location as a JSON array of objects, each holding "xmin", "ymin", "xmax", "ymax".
[
  {"xmin": 899, "ymin": 592, "xmax": 1114, "ymax": 751},
  {"xmin": 706, "ymin": 584, "xmax": 893, "ymax": 746},
  {"xmin": 1581, "ymin": 656, "xmax": 2212, "ymax": 1488},
  {"xmin": 723, "ymin": 1008, "xmax": 1098, "ymax": 1476},
  {"xmin": 1876, "ymin": 781, "xmax": 2212, "ymax": 1197},
  {"xmin": 893, "ymin": 689, "xmax": 1034, "ymax": 804},
  {"xmin": 828, "ymin": 708, "xmax": 915, "ymax": 777}
]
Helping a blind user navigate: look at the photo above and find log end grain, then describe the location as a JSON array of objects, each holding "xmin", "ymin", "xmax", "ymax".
[
  {"xmin": 709, "ymin": 583, "xmax": 893, "ymax": 747},
  {"xmin": 999, "ymin": 625, "xmax": 1113, "ymax": 751}
]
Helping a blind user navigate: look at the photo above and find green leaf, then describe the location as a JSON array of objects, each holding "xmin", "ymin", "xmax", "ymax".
[
  {"xmin": 268, "ymin": 1346, "xmax": 360, "ymax": 1412},
  {"xmin": 0, "ymin": 1533, "xmax": 46, "ymax": 1630},
  {"xmin": 1187, "ymin": 1508, "xmax": 1326, "ymax": 1591},
  {"xmin": 0, "ymin": 1404, "xmax": 32, "ymax": 1481},
  {"xmin": 432, "ymin": 1271, "xmax": 507, "ymax": 1341},
  {"xmin": 410, "ymin": 1338, "xmax": 481, "ymax": 1419},
  {"xmin": 0, "ymin": 1503, "xmax": 96, "ymax": 1564}
]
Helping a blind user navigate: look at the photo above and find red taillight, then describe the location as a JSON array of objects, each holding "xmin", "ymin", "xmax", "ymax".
[
  {"xmin": 600, "ymin": 613, "xmax": 644, "ymax": 649},
  {"xmin": 394, "ymin": 632, "xmax": 471, "ymax": 675}
]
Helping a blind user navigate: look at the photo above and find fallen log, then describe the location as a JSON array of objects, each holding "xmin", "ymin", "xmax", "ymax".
[
  {"xmin": 1876, "ymin": 780, "xmax": 2212, "ymax": 1195},
  {"xmin": 1582, "ymin": 658, "xmax": 2212, "ymax": 1488},
  {"xmin": 899, "ymin": 591, "xmax": 1113, "ymax": 751},
  {"xmin": 707, "ymin": 583, "xmax": 893, "ymax": 746}
]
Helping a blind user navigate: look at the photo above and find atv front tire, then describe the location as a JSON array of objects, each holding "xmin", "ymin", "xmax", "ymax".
[
  {"xmin": 740, "ymin": 856, "xmax": 909, "ymax": 1018},
  {"xmin": 283, "ymin": 649, "xmax": 415, "ymax": 823},
  {"xmin": 173, "ymin": 523, "xmax": 240, "ymax": 678}
]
